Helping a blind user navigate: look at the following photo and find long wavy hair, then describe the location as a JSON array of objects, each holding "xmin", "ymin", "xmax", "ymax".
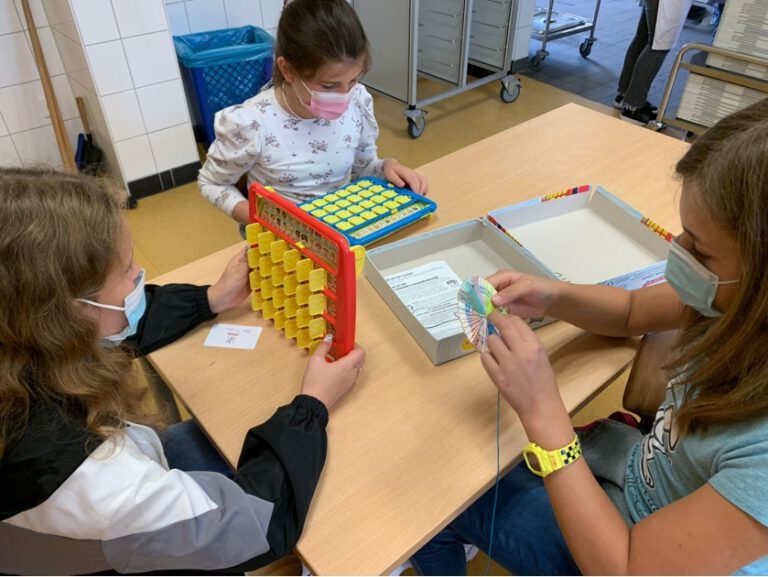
[
  {"xmin": 668, "ymin": 98, "xmax": 768, "ymax": 435},
  {"xmin": 0, "ymin": 168, "xmax": 149, "ymax": 456}
]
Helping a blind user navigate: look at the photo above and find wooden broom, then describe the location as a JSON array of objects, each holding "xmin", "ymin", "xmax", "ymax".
[{"xmin": 20, "ymin": 0, "xmax": 76, "ymax": 172}]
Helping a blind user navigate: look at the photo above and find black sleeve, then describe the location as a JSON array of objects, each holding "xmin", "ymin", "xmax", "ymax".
[
  {"xmin": 230, "ymin": 394, "xmax": 329, "ymax": 570},
  {"xmin": 126, "ymin": 284, "xmax": 217, "ymax": 356}
]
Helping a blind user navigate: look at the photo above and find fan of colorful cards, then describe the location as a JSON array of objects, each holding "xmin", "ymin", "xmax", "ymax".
[{"xmin": 456, "ymin": 276, "xmax": 501, "ymax": 353}]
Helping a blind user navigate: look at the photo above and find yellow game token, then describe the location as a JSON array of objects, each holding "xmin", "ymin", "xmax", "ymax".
[
  {"xmin": 325, "ymin": 194, "xmax": 339, "ymax": 202},
  {"xmin": 370, "ymin": 195, "xmax": 385, "ymax": 204},
  {"xmin": 349, "ymin": 216, "xmax": 364, "ymax": 226},
  {"xmin": 360, "ymin": 200, "xmax": 375, "ymax": 209},
  {"xmin": 347, "ymin": 185, "xmax": 362, "ymax": 192},
  {"xmin": 348, "ymin": 205, "xmax": 363, "ymax": 214},
  {"xmin": 314, "ymin": 198, "xmax": 328, "ymax": 207},
  {"xmin": 384, "ymin": 200, "xmax": 399, "ymax": 210},
  {"xmin": 373, "ymin": 205, "xmax": 388, "ymax": 215},
  {"xmin": 395, "ymin": 195, "xmax": 410, "ymax": 204},
  {"xmin": 382, "ymin": 190, "xmax": 398, "ymax": 199},
  {"xmin": 348, "ymin": 194, "xmax": 362, "ymax": 203},
  {"xmin": 359, "ymin": 190, "xmax": 374, "ymax": 198},
  {"xmin": 337, "ymin": 199, "xmax": 351, "ymax": 208},
  {"xmin": 337, "ymin": 221, "xmax": 353, "ymax": 231},
  {"xmin": 323, "ymin": 215, "xmax": 340, "ymax": 224},
  {"xmin": 361, "ymin": 210, "xmax": 376, "ymax": 220},
  {"xmin": 370, "ymin": 185, "xmax": 385, "ymax": 193},
  {"xmin": 311, "ymin": 209, "xmax": 328, "ymax": 218},
  {"xmin": 336, "ymin": 210, "xmax": 352, "ymax": 219}
]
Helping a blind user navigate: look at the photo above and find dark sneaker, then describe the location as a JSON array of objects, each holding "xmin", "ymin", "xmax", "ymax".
[
  {"xmin": 614, "ymin": 94, "xmax": 657, "ymax": 114},
  {"xmin": 620, "ymin": 105, "xmax": 655, "ymax": 126}
]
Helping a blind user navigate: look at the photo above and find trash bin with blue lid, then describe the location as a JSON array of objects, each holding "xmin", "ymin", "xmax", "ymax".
[{"xmin": 174, "ymin": 25, "xmax": 275, "ymax": 146}]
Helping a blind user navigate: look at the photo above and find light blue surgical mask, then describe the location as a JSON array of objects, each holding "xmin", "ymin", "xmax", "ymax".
[
  {"xmin": 664, "ymin": 241, "xmax": 738, "ymax": 318},
  {"xmin": 78, "ymin": 269, "xmax": 147, "ymax": 344}
]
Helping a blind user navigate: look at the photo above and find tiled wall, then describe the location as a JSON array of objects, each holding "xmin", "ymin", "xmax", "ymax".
[
  {"xmin": 0, "ymin": 0, "xmax": 82, "ymax": 169},
  {"xmin": 163, "ymin": 0, "xmax": 283, "ymax": 36},
  {"xmin": 1, "ymin": 0, "xmax": 282, "ymax": 198}
]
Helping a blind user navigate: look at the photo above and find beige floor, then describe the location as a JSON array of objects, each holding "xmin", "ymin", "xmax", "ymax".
[{"xmin": 129, "ymin": 74, "xmax": 631, "ymax": 575}]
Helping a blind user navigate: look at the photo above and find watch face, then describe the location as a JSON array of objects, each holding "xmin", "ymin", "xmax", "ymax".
[{"xmin": 524, "ymin": 451, "xmax": 542, "ymax": 473}]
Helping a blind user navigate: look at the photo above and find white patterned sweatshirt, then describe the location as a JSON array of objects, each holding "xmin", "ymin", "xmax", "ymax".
[{"xmin": 198, "ymin": 83, "xmax": 387, "ymax": 215}]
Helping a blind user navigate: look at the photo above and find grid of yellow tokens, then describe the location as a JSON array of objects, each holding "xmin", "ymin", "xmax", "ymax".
[
  {"xmin": 245, "ymin": 222, "xmax": 333, "ymax": 354},
  {"xmin": 298, "ymin": 177, "xmax": 437, "ymax": 246}
]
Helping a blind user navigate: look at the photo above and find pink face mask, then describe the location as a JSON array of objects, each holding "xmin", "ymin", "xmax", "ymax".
[{"xmin": 296, "ymin": 79, "xmax": 354, "ymax": 120}]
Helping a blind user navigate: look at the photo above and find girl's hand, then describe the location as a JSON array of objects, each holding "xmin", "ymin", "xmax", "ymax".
[
  {"xmin": 487, "ymin": 270, "xmax": 560, "ymax": 319},
  {"xmin": 480, "ymin": 312, "xmax": 562, "ymax": 421},
  {"xmin": 208, "ymin": 247, "xmax": 251, "ymax": 314},
  {"xmin": 383, "ymin": 159, "xmax": 429, "ymax": 196},
  {"xmin": 301, "ymin": 341, "xmax": 366, "ymax": 411}
]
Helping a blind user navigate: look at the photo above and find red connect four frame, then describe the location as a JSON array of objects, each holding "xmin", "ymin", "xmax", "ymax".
[{"xmin": 246, "ymin": 182, "xmax": 361, "ymax": 360}]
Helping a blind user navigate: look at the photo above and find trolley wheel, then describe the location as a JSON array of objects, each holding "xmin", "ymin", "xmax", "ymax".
[
  {"xmin": 529, "ymin": 52, "xmax": 546, "ymax": 72},
  {"xmin": 579, "ymin": 39, "xmax": 594, "ymax": 58},
  {"xmin": 500, "ymin": 82, "xmax": 521, "ymax": 103},
  {"xmin": 407, "ymin": 116, "xmax": 425, "ymax": 139}
]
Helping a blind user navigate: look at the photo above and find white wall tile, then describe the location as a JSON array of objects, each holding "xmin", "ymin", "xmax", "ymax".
[
  {"xmin": 1, "ymin": 0, "xmax": 23, "ymax": 35},
  {"xmin": 101, "ymin": 90, "xmax": 146, "ymax": 140},
  {"xmin": 31, "ymin": 26, "xmax": 65, "ymax": 75},
  {"xmin": 136, "ymin": 78, "xmax": 189, "ymax": 132},
  {"xmin": 123, "ymin": 31, "xmax": 179, "ymax": 87},
  {"xmin": 0, "ymin": 135, "xmax": 21, "ymax": 165},
  {"xmin": 13, "ymin": 0, "xmax": 48, "ymax": 27},
  {"xmin": 148, "ymin": 122, "xmax": 197, "ymax": 171},
  {"xmin": 11, "ymin": 124, "xmax": 61, "ymax": 166},
  {"xmin": 112, "ymin": 0, "xmax": 168, "ymax": 38},
  {"xmin": 70, "ymin": 0, "xmax": 119, "ymax": 45},
  {"xmin": 0, "ymin": 81, "xmax": 49, "ymax": 132},
  {"xmin": 224, "ymin": 0, "xmax": 262, "ymax": 28},
  {"xmin": 86, "ymin": 40, "xmax": 133, "ymax": 95},
  {"xmin": 186, "ymin": 0, "xmax": 226, "ymax": 33},
  {"xmin": 51, "ymin": 73, "xmax": 78, "ymax": 119},
  {"xmin": 260, "ymin": 0, "xmax": 282, "ymax": 31},
  {"xmin": 115, "ymin": 134, "xmax": 156, "ymax": 180},
  {"xmin": 164, "ymin": 1, "xmax": 189, "ymax": 35},
  {"xmin": 0, "ymin": 32, "xmax": 39, "ymax": 88}
]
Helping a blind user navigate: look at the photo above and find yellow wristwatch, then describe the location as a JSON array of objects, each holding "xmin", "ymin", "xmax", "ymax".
[{"xmin": 523, "ymin": 434, "xmax": 582, "ymax": 478}]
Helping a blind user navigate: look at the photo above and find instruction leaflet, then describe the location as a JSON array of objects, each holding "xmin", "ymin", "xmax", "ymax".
[{"xmin": 384, "ymin": 261, "xmax": 463, "ymax": 340}]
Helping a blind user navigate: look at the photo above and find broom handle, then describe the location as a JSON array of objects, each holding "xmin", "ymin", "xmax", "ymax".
[
  {"xmin": 76, "ymin": 96, "xmax": 90, "ymax": 133},
  {"xmin": 20, "ymin": 0, "xmax": 76, "ymax": 173}
]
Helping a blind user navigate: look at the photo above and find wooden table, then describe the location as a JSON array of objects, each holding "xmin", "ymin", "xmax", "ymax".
[{"xmin": 148, "ymin": 104, "xmax": 689, "ymax": 575}]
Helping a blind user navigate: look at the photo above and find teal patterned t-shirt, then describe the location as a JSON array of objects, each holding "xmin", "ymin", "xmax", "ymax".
[{"xmin": 623, "ymin": 384, "xmax": 768, "ymax": 530}]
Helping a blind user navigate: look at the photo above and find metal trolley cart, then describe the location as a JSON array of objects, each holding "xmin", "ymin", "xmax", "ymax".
[
  {"xmin": 529, "ymin": 0, "xmax": 602, "ymax": 71},
  {"xmin": 651, "ymin": 42, "xmax": 768, "ymax": 136},
  {"xmin": 353, "ymin": 0, "xmax": 532, "ymax": 139}
]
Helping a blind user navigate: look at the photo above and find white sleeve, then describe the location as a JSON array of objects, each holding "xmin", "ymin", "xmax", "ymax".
[
  {"xmin": 198, "ymin": 104, "xmax": 263, "ymax": 217},
  {"xmin": 351, "ymin": 86, "xmax": 386, "ymax": 180}
]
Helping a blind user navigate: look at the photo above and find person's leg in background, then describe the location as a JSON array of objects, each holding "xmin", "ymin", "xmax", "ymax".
[
  {"xmin": 621, "ymin": 0, "xmax": 670, "ymax": 124},
  {"xmin": 160, "ymin": 419, "xmax": 235, "ymax": 478},
  {"xmin": 616, "ymin": 5, "xmax": 650, "ymax": 108},
  {"xmin": 410, "ymin": 463, "xmax": 580, "ymax": 576}
]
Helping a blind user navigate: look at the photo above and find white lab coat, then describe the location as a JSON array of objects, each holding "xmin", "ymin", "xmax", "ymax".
[{"xmin": 653, "ymin": 0, "xmax": 694, "ymax": 50}]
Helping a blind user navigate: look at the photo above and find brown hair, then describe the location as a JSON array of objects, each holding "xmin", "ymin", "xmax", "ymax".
[
  {"xmin": 669, "ymin": 98, "xmax": 768, "ymax": 435},
  {"xmin": 273, "ymin": 0, "xmax": 371, "ymax": 85},
  {"xmin": 0, "ymin": 168, "xmax": 150, "ymax": 456}
]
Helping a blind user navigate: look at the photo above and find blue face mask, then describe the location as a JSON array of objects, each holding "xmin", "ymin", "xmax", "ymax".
[
  {"xmin": 664, "ymin": 241, "xmax": 738, "ymax": 318},
  {"xmin": 78, "ymin": 269, "xmax": 147, "ymax": 344}
]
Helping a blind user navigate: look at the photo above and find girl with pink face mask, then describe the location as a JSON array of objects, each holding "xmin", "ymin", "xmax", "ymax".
[{"xmin": 199, "ymin": 0, "xmax": 428, "ymax": 227}]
